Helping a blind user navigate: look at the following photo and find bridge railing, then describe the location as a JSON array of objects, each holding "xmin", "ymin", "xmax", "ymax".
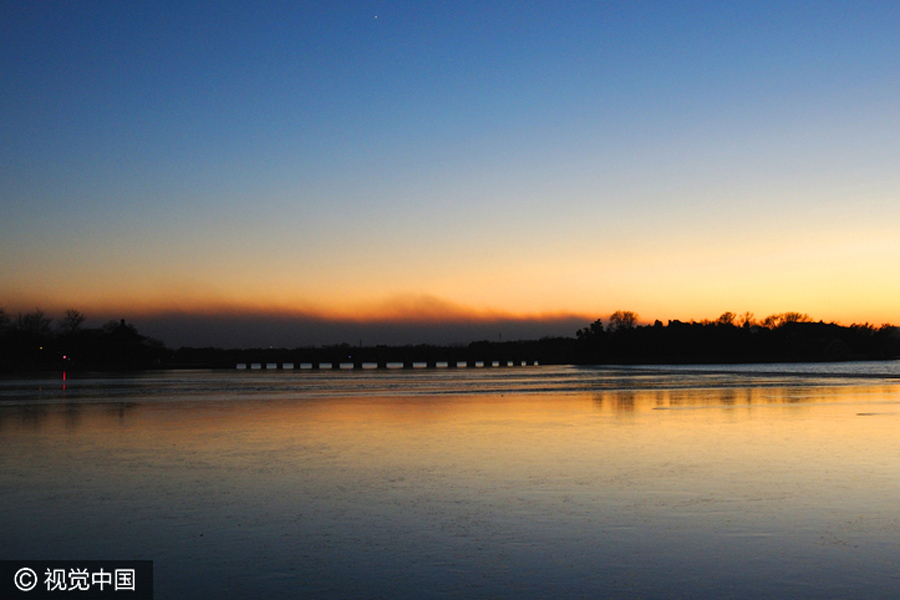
[{"xmin": 235, "ymin": 360, "xmax": 538, "ymax": 370}]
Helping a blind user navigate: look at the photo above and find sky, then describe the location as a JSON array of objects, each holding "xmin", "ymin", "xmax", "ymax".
[{"xmin": 2, "ymin": 1, "xmax": 899, "ymax": 348}]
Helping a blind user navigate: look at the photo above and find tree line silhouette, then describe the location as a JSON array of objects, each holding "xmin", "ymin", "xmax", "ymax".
[
  {"xmin": 571, "ymin": 310, "xmax": 900, "ymax": 364},
  {"xmin": 1, "ymin": 307, "xmax": 898, "ymax": 372},
  {"xmin": 0, "ymin": 308, "xmax": 166, "ymax": 372}
]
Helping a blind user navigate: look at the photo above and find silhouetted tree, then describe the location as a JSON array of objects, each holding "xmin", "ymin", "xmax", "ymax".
[
  {"xmin": 608, "ymin": 310, "xmax": 638, "ymax": 332},
  {"xmin": 16, "ymin": 309, "xmax": 52, "ymax": 337},
  {"xmin": 576, "ymin": 318, "xmax": 604, "ymax": 341},
  {"xmin": 716, "ymin": 312, "xmax": 736, "ymax": 326},
  {"xmin": 761, "ymin": 312, "xmax": 812, "ymax": 328},
  {"xmin": 59, "ymin": 309, "xmax": 86, "ymax": 335},
  {"xmin": 781, "ymin": 312, "xmax": 811, "ymax": 324}
]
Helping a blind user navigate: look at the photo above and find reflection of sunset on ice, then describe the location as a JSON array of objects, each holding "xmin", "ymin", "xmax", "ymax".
[{"xmin": 2, "ymin": 367, "xmax": 899, "ymax": 598}]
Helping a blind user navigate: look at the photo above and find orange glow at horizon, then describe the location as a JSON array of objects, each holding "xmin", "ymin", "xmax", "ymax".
[
  {"xmin": 4, "ymin": 227, "xmax": 899, "ymax": 330},
  {"xmin": 6, "ymin": 289, "xmax": 899, "ymax": 332}
]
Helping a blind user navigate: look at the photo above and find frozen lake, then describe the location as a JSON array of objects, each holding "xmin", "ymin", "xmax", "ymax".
[{"xmin": 1, "ymin": 364, "xmax": 899, "ymax": 598}]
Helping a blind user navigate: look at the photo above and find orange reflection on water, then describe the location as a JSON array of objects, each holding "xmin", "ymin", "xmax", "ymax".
[
  {"xmin": 2, "ymin": 382, "xmax": 899, "ymax": 598},
  {"xmin": 3, "ymin": 385, "xmax": 898, "ymax": 494}
]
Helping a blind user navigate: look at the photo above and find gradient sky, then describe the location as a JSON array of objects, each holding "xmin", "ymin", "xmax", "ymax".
[{"xmin": 3, "ymin": 1, "xmax": 899, "ymax": 347}]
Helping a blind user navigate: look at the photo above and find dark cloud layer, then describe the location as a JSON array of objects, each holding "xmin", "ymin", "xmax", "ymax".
[{"xmin": 130, "ymin": 313, "xmax": 590, "ymax": 349}]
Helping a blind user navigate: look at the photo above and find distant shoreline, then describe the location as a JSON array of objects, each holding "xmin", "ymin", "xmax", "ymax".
[{"xmin": 3, "ymin": 313, "xmax": 898, "ymax": 373}]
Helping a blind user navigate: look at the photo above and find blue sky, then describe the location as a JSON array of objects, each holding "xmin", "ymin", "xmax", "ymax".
[{"xmin": 3, "ymin": 1, "xmax": 899, "ymax": 347}]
